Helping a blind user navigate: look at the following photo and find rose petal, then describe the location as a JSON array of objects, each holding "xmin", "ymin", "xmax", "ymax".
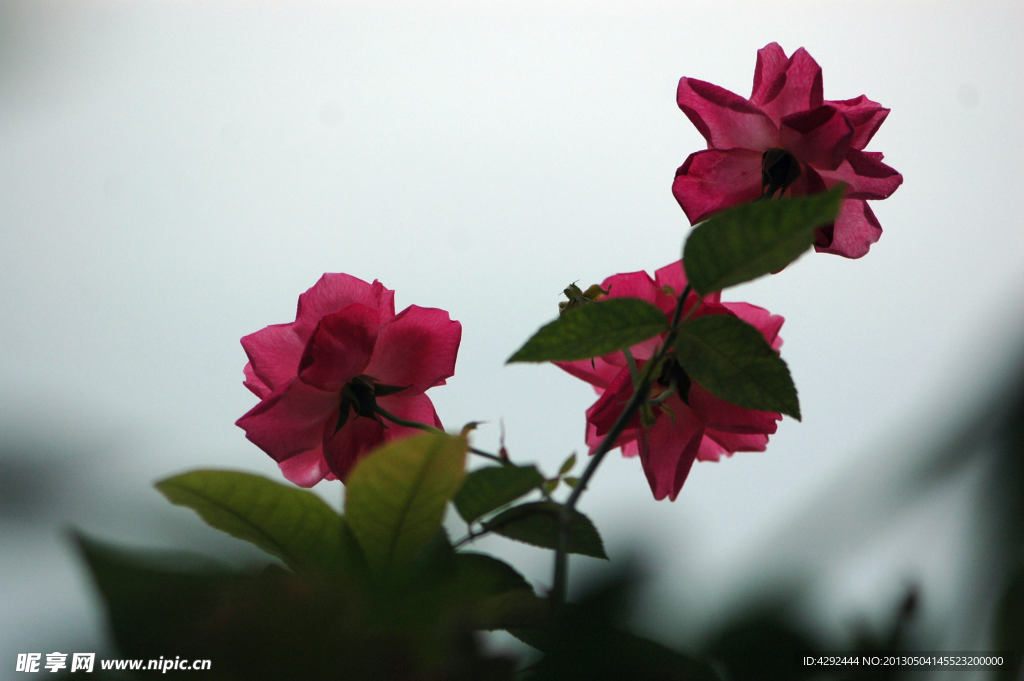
[
  {"xmin": 295, "ymin": 274, "xmax": 395, "ymax": 335},
  {"xmin": 376, "ymin": 391, "xmax": 443, "ymax": 437},
  {"xmin": 297, "ymin": 303, "xmax": 379, "ymax": 392},
  {"xmin": 695, "ymin": 436, "xmax": 727, "ymax": 462},
  {"xmin": 677, "ymin": 78, "xmax": 779, "ymax": 150},
  {"xmin": 241, "ymin": 323, "xmax": 306, "ymax": 395},
  {"xmin": 814, "ymin": 199, "xmax": 882, "ymax": 258},
  {"xmin": 585, "ymin": 397, "xmax": 641, "ymax": 454},
  {"xmin": 556, "ymin": 355, "xmax": 624, "ymax": 390},
  {"xmin": 278, "ymin": 447, "xmax": 330, "ymax": 487},
  {"xmin": 322, "ymin": 414, "xmax": 386, "ymax": 481},
  {"xmin": 750, "ymin": 42, "xmax": 789, "ymax": 105},
  {"xmin": 688, "ymin": 383, "xmax": 780, "ymax": 434},
  {"xmin": 780, "ymin": 105, "xmax": 853, "ymax": 170},
  {"xmin": 654, "ymin": 261, "xmax": 721, "ymax": 310},
  {"xmin": 243, "ymin": 361, "xmax": 271, "ymax": 399},
  {"xmin": 236, "ymin": 380, "xmax": 340, "ymax": 462},
  {"xmin": 754, "ymin": 47, "xmax": 824, "ymax": 124},
  {"xmin": 704, "ymin": 429, "xmax": 771, "ymax": 454},
  {"xmin": 586, "ymin": 369, "xmax": 637, "ymax": 440},
  {"xmin": 637, "ymin": 397, "xmax": 704, "ymax": 501},
  {"xmin": 818, "ymin": 150, "xmax": 903, "ymax": 200},
  {"xmin": 363, "ymin": 306, "xmax": 462, "ymax": 393},
  {"xmin": 828, "ymin": 95, "xmax": 889, "ymax": 150},
  {"xmin": 672, "ymin": 149, "xmax": 763, "ymax": 224},
  {"xmin": 719, "ymin": 302, "xmax": 785, "ymax": 350}
]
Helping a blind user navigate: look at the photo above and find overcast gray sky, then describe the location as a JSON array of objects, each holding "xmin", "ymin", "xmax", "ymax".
[{"xmin": 2, "ymin": 0, "xmax": 1023, "ymax": 660}]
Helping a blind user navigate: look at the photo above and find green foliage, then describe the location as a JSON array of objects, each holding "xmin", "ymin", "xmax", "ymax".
[
  {"xmin": 345, "ymin": 432, "xmax": 468, "ymax": 573},
  {"xmin": 675, "ymin": 315, "xmax": 800, "ymax": 419},
  {"xmin": 156, "ymin": 469, "xmax": 361, "ymax": 576},
  {"xmin": 74, "ymin": 531, "xmax": 521, "ymax": 681},
  {"xmin": 682, "ymin": 185, "xmax": 844, "ymax": 295},
  {"xmin": 508, "ymin": 298, "xmax": 667, "ymax": 363},
  {"xmin": 454, "ymin": 464, "xmax": 545, "ymax": 523},
  {"xmin": 483, "ymin": 502, "xmax": 607, "ymax": 559}
]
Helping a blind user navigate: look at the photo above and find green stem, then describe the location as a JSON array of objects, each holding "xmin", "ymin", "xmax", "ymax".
[
  {"xmin": 373, "ymin": 405, "xmax": 444, "ymax": 434},
  {"xmin": 550, "ymin": 284, "xmax": 693, "ymax": 604},
  {"xmin": 374, "ymin": 405, "xmax": 507, "ymax": 464}
]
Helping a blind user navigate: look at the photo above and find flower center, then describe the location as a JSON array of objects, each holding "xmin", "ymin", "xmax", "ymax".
[
  {"xmin": 335, "ymin": 375, "xmax": 408, "ymax": 432},
  {"xmin": 655, "ymin": 357, "xmax": 692, "ymax": 404},
  {"xmin": 761, "ymin": 148, "xmax": 801, "ymax": 198}
]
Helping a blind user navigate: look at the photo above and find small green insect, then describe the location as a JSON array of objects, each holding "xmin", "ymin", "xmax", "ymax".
[{"xmin": 558, "ymin": 282, "xmax": 609, "ymax": 314}]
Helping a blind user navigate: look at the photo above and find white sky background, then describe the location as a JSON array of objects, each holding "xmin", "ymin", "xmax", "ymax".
[{"xmin": 2, "ymin": 0, "xmax": 1023, "ymax": 660}]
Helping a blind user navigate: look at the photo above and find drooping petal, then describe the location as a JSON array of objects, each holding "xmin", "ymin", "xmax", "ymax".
[
  {"xmin": 321, "ymin": 414, "xmax": 386, "ymax": 481},
  {"xmin": 814, "ymin": 199, "xmax": 882, "ymax": 258},
  {"xmin": 637, "ymin": 397, "xmax": 704, "ymax": 501},
  {"xmin": 688, "ymin": 383, "xmax": 780, "ymax": 434},
  {"xmin": 672, "ymin": 149, "xmax": 763, "ymax": 224},
  {"xmin": 753, "ymin": 47, "xmax": 824, "ymax": 124},
  {"xmin": 828, "ymin": 95, "xmax": 889, "ymax": 150},
  {"xmin": 719, "ymin": 302, "xmax": 785, "ymax": 350},
  {"xmin": 297, "ymin": 303, "xmax": 379, "ymax": 392},
  {"xmin": 241, "ymin": 323, "xmax": 306, "ymax": 395},
  {"xmin": 780, "ymin": 105, "xmax": 853, "ymax": 171},
  {"xmin": 817, "ymin": 150, "xmax": 903, "ymax": 200},
  {"xmin": 556, "ymin": 355, "xmax": 624, "ymax": 390},
  {"xmin": 363, "ymin": 306, "xmax": 462, "ymax": 393},
  {"xmin": 677, "ymin": 78, "xmax": 779, "ymax": 150},
  {"xmin": 236, "ymin": 381, "xmax": 341, "ymax": 462},
  {"xmin": 278, "ymin": 447, "xmax": 331, "ymax": 487},
  {"xmin": 295, "ymin": 274, "xmax": 395, "ymax": 335}
]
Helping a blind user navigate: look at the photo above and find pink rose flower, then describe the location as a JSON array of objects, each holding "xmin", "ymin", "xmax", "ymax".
[
  {"xmin": 236, "ymin": 274, "xmax": 462, "ymax": 486},
  {"xmin": 556, "ymin": 262, "xmax": 783, "ymax": 501},
  {"xmin": 673, "ymin": 42, "xmax": 903, "ymax": 258}
]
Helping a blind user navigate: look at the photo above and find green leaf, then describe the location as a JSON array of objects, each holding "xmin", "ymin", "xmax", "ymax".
[
  {"xmin": 682, "ymin": 185, "xmax": 844, "ymax": 295},
  {"xmin": 156, "ymin": 469, "xmax": 358, "ymax": 575},
  {"xmin": 558, "ymin": 453, "xmax": 577, "ymax": 476},
  {"xmin": 454, "ymin": 465, "xmax": 544, "ymax": 524},
  {"xmin": 483, "ymin": 502, "xmax": 607, "ymax": 559},
  {"xmin": 345, "ymin": 432, "xmax": 468, "ymax": 572},
  {"xmin": 675, "ymin": 315, "xmax": 800, "ymax": 420},
  {"xmin": 508, "ymin": 297, "xmax": 668, "ymax": 363}
]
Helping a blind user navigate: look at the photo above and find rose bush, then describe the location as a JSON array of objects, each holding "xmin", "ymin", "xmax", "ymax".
[
  {"xmin": 556, "ymin": 261, "xmax": 783, "ymax": 500},
  {"xmin": 236, "ymin": 273, "xmax": 461, "ymax": 486},
  {"xmin": 672, "ymin": 42, "xmax": 902, "ymax": 258}
]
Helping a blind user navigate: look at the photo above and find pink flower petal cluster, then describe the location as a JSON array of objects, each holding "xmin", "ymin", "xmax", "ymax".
[
  {"xmin": 556, "ymin": 262, "xmax": 783, "ymax": 501},
  {"xmin": 236, "ymin": 274, "xmax": 462, "ymax": 487},
  {"xmin": 672, "ymin": 42, "xmax": 902, "ymax": 258}
]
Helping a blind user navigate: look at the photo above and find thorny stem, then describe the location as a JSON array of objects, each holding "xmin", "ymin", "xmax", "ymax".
[{"xmin": 551, "ymin": 285, "xmax": 693, "ymax": 604}]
